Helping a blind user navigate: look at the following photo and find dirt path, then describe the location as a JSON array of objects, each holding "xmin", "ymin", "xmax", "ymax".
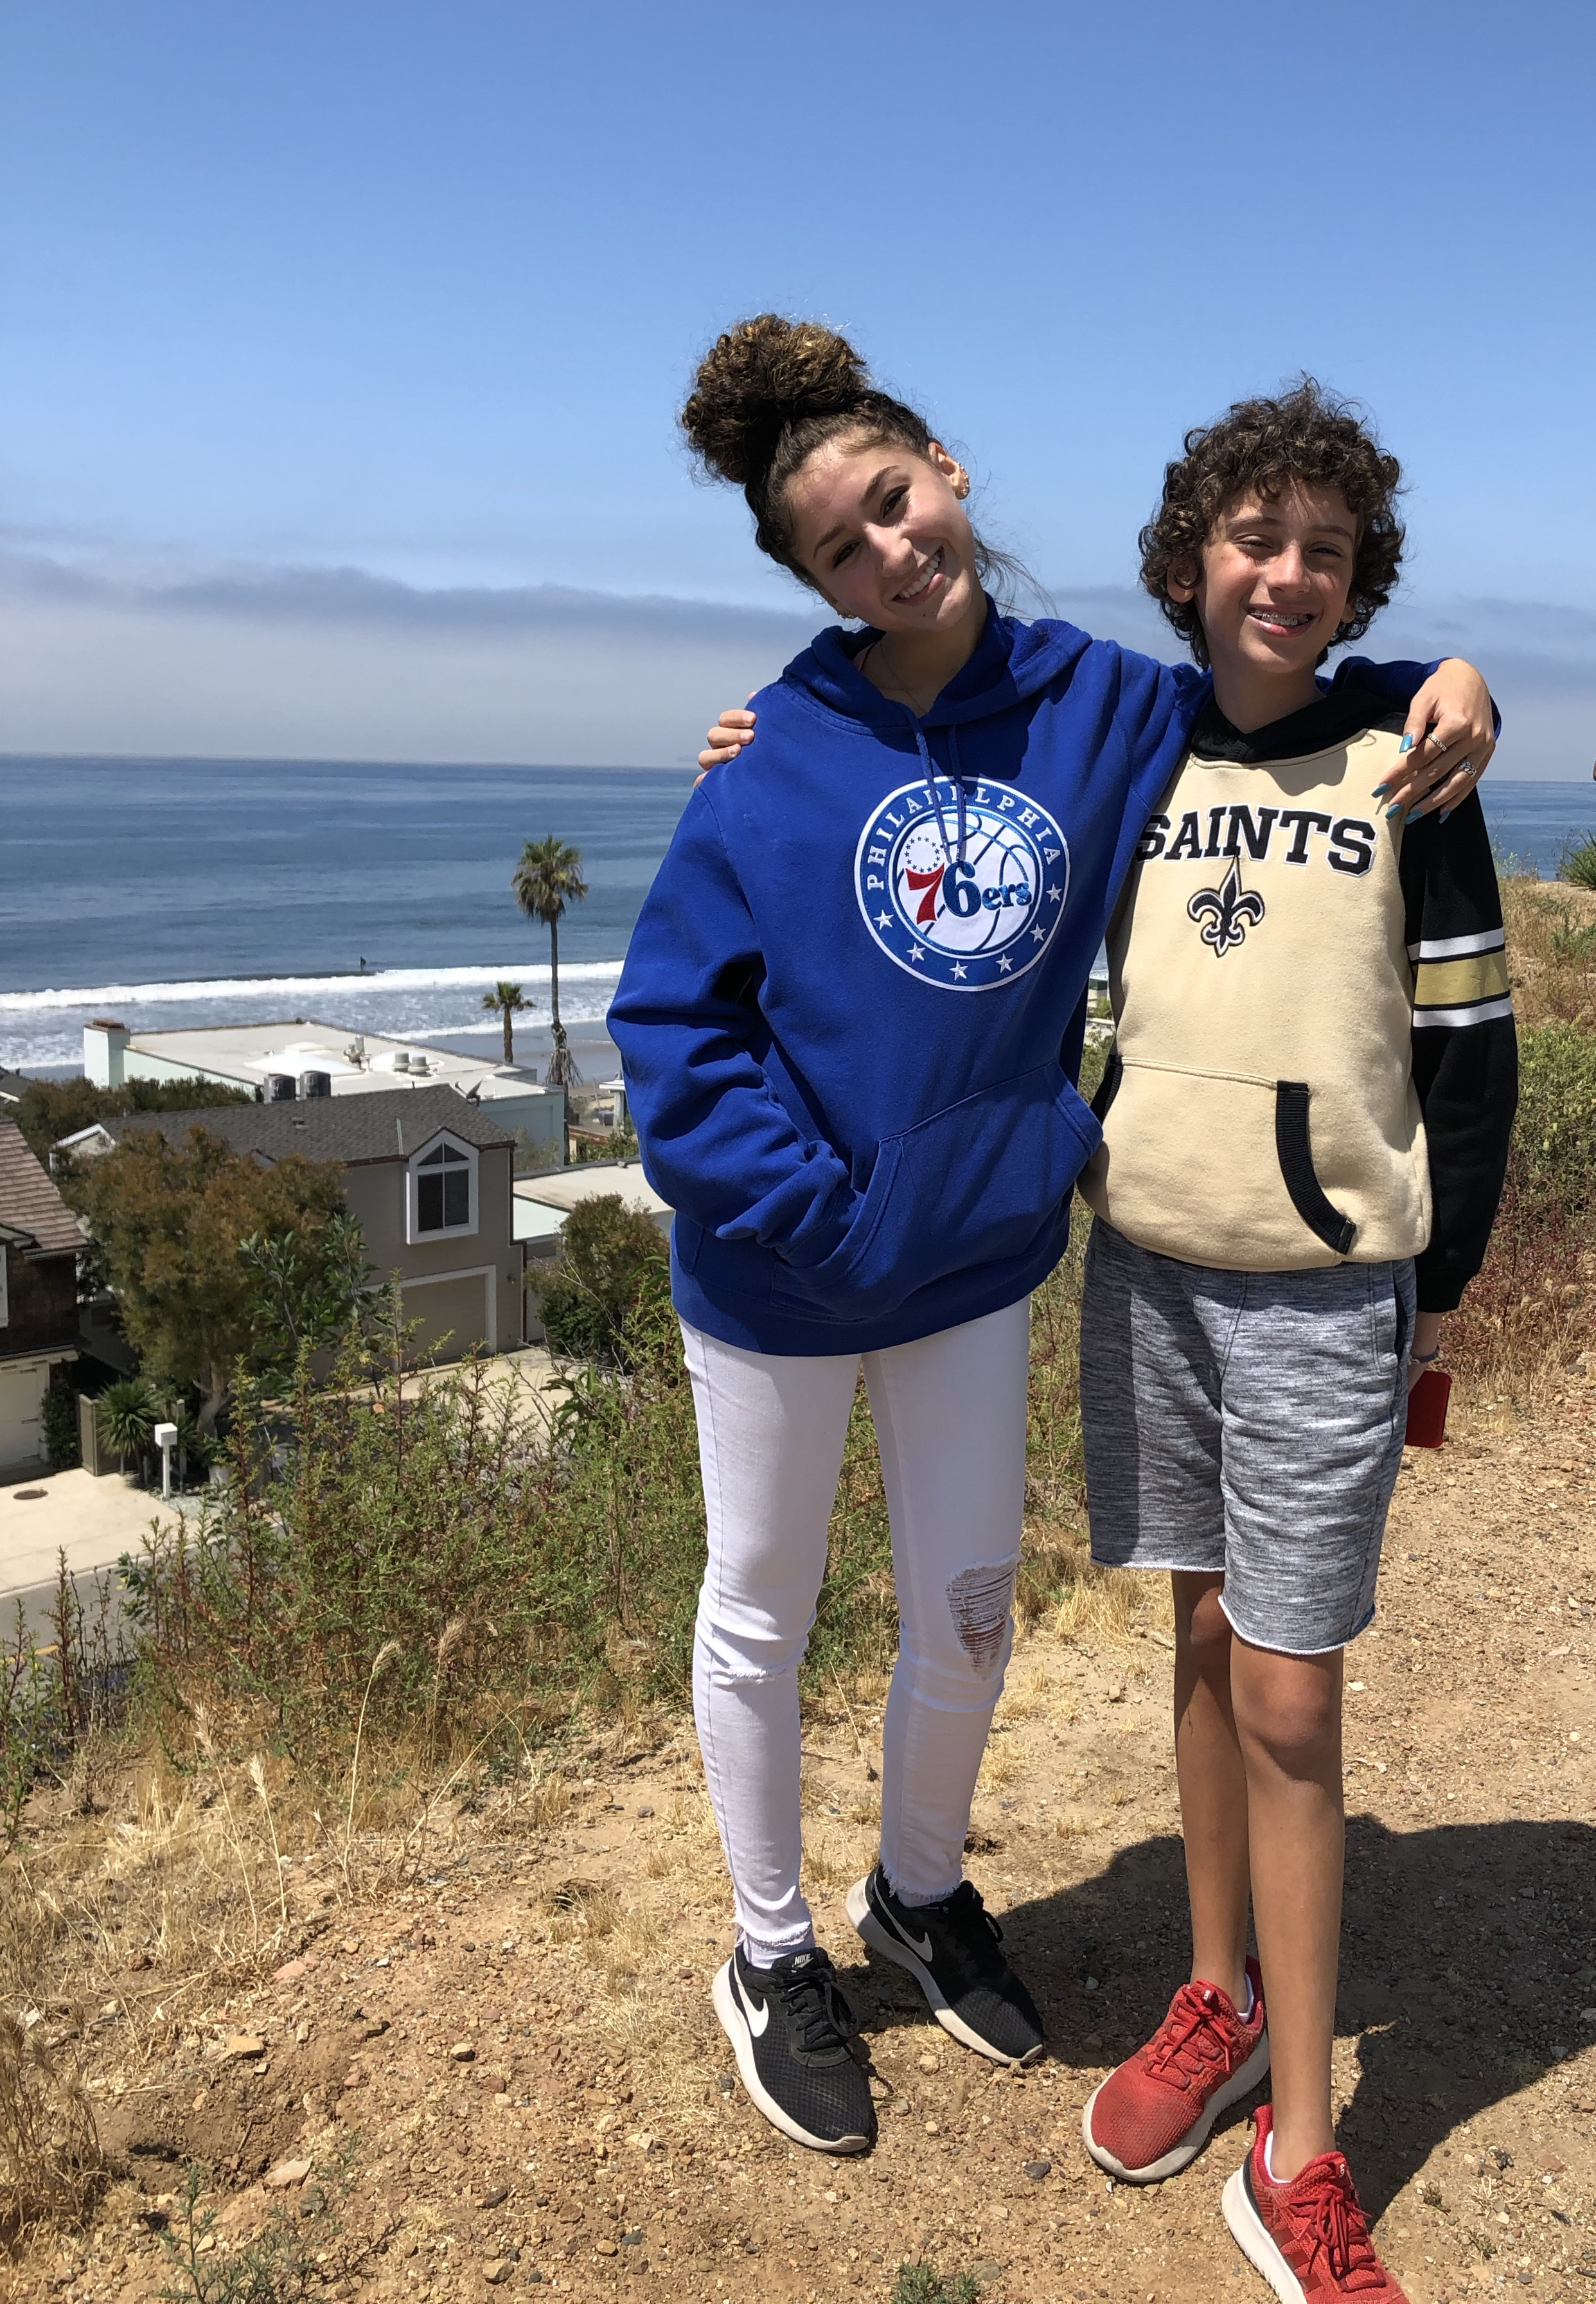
[{"xmin": 13, "ymin": 1383, "xmax": 1596, "ymax": 2304}]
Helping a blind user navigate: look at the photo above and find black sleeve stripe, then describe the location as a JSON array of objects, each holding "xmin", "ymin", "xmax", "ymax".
[{"xmin": 1403, "ymin": 789, "xmax": 1516, "ymax": 1313}]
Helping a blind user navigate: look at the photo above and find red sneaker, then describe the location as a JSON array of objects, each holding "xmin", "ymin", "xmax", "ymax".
[
  {"xmin": 1223, "ymin": 2104, "xmax": 1410, "ymax": 2301},
  {"xmin": 1081, "ymin": 1957, "xmax": 1268, "ymax": 2182}
]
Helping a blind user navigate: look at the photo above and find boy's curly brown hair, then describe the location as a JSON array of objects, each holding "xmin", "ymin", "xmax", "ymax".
[{"xmin": 1139, "ymin": 378, "xmax": 1404, "ymax": 668}]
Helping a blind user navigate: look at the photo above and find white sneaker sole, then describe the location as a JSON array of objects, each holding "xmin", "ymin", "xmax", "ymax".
[
  {"xmin": 1081, "ymin": 2031, "xmax": 1270, "ymax": 2183},
  {"xmin": 709, "ymin": 1959, "xmax": 872, "ymax": 2156},
  {"xmin": 1222, "ymin": 2161, "xmax": 1306, "ymax": 2303},
  {"xmin": 845, "ymin": 1875, "xmax": 1043, "ymax": 2069}
]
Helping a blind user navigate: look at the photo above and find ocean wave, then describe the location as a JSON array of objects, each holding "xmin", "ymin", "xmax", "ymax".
[{"xmin": 0, "ymin": 960, "xmax": 625, "ymax": 1014}]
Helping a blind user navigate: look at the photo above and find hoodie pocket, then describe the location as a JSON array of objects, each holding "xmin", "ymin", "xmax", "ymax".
[
  {"xmin": 1091, "ymin": 1059, "xmax": 1356, "ymax": 1268},
  {"xmin": 769, "ymin": 1061, "xmax": 1100, "ymax": 1323}
]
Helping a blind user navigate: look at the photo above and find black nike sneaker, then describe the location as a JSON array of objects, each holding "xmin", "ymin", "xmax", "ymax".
[
  {"xmin": 711, "ymin": 1943, "xmax": 877, "ymax": 2154},
  {"xmin": 847, "ymin": 1865, "xmax": 1044, "ymax": 2066}
]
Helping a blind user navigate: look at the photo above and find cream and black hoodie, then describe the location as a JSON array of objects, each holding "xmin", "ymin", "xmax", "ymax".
[{"xmin": 1079, "ymin": 684, "xmax": 1518, "ymax": 1313}]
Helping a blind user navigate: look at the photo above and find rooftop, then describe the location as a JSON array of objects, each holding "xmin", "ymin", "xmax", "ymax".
[
  {"xmin": 0, "ymin": 1119, "xmax": 87, "ymax": 1254},
  {"xmin": 515, "ymin": 1158, "xmax": 670, "ymax": 1219},
  {"xmin": 79, "ymin": 1084, "xmax": 516, "ymax": 1167},
  {"xmin": 95, "ymin": 1017, "xmax": 554, "ymax": 1104},
  {"xmin": 513, "ymin": 1156, "xmax": 671, "ymax": 1242}
]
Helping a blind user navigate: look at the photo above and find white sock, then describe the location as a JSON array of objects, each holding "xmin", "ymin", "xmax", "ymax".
[
  {"xmin": 1239, "ymin": 1971, "xmax": 1257, "ymax": 2023},
  {"xmin": 1264, "ymin": 2125, "xmax": 1279, "ymax": 2183},
  {"xmin": 740, "ymin": 1932, "xmax": 816, "ymax": 1972}
]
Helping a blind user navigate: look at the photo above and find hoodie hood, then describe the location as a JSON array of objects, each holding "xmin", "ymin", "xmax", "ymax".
[{"xmin": 786, "ymin": 596, "xmax": 1095, "ymax": 733}]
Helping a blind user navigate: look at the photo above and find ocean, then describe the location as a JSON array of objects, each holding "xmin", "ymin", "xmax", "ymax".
[
  {"xmin": 2, "ymin": 756, "xmax": 1593, "ymax": 1077},
  {"xmin": 0, "ymin": 758, "xmax": 695, "ymax": 1076}
]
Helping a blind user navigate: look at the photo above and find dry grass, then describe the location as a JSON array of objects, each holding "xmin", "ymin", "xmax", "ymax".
[
  {"xmin": 1436, "ymin": 876, "xmax": 1596, "ymax": 1407},
  {"xmin": 1501, "ymin": 876, "xmax": 1596, "ymax": 1029},
  {"xmin": 0, "ymin": 1213, "xmax": 1157, "ymax": 2264},
  {"xmin": 975, "ymin": 1745, "xmax": 1023, "ymax": 1796},
  {"xmin": 0, "ymin": 2007, "xmax": 103, "ymax": 2247}
]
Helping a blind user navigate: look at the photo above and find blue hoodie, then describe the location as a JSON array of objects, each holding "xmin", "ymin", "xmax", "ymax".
[{"xmin": 610, "ymin": 605, "xmax": 1433, "ymax": 1357}]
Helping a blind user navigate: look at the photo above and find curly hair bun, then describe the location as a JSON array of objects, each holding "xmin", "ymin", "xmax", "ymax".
[{"xmin": 682, "ymin": 315, "xmax": 869, "ymax": 487}]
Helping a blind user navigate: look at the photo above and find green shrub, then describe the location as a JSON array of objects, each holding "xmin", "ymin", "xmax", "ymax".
[
  {"xmin": 39, "ymin": 1376, "xmax": 80, "ymax": 1471},
  {"xmin": 153, "ymin": 2146, "xmax": 360, "ymax": 2300},
  {"xmin": 1557, "ymin": 832, "xmax": 1596, "ymax": 892},
  {"xmin": 892, "ymin": 2267, "xmax": 980, "ymax": 2304},
  {"xmin": 118, "ymin": 1225, "xmax": 1106, "ymax": 1768},
  {"xmin": 530, "ymin": 1194, "xmax": 669, "ymax": 1368},
  {"xmin": 96, "ymin": 1377, "xmax": 161, "ymax": 1478}
]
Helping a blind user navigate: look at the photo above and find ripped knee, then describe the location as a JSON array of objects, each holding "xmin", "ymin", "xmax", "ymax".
[{"xmin": 946, "ymin": 1557, "xmax": 1018, "ymax": 1674}]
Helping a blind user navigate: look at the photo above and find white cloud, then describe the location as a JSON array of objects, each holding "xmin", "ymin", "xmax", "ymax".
[
  {"xmin": 0, "ymin": 550, "xmax": 818, "ymax": 765},
  {"xmin": 0, "ymin": 551, "xmax": 1589, "ymax": 774}
]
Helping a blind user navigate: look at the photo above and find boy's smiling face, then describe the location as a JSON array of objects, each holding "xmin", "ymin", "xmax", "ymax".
[{"xmin": 1170, "ymin": 483, "xmax": 1360, "ymax": 731}]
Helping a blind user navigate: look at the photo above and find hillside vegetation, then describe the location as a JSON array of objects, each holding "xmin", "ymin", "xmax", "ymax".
[{"xmin": 2, "ymin": 880, "xmax": 1593, "ymax": 2274}]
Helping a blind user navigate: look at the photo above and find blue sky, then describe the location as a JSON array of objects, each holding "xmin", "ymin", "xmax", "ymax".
[{"xmin": 2, "ymin": 0, "xmax": 1593, "ymax": 770}]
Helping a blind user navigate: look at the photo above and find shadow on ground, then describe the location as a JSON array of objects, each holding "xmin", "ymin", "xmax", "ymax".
[{"xmin": 840, "ymin": 1814, "xmax": 1594, "ymax": 2216}]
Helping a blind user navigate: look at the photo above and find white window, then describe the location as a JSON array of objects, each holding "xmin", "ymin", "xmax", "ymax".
[{"xmin": 406, "ymin": 1133, "xmax": 478, "ymax": 1244}]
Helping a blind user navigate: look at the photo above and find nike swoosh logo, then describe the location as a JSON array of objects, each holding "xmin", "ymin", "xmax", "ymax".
[
  {"xmin": 740, "ymin": 1979, "xmax": 770, "ymax": 2036},
  {"xmin": 882, "ymin": 1908, "xmax": 934, "ymax": 1962}
]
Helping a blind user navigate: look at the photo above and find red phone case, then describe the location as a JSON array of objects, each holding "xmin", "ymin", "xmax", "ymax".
[{"xmin": 1405, "ymin": 1365, "xmax": 1451, "ymax": 1448}]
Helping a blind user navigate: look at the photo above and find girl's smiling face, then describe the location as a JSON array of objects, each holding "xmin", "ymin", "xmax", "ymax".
[
  {"xmin": 1172, "ymin": 484, "xmax": 1360, "ymax": 709},
  {"xmin": 784, "ymin": 434, "xmax": 983, "ymax": 635}
]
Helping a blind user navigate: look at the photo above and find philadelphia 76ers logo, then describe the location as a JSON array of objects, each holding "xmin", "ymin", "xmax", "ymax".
[{"xmin": 854, "ymin": 777, "xmax": 1070, "ymax": 990}]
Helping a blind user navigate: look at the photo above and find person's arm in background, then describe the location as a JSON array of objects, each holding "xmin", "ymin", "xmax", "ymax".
[
  {"xmin": 608, "ymin": 785, "xmax": 857, "ymax": 1266},
  {"xmin": 698, "ymin": 659, "xmax": 1498, "ymax": 820},
  {"xmin": 1400, "ymin": 789, "xmax": 1519, "ymax": 1379}
]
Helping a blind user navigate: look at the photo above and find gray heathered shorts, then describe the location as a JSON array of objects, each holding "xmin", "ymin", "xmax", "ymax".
[{"xmin": 1079, "ymin": 1219, "xmax": 1415, "ymax": 1656}]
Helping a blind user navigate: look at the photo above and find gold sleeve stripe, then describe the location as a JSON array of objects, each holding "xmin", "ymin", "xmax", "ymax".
[{"xmin": 1413, "ymin": 950, "xmax": 1511, "ymax": 1006}]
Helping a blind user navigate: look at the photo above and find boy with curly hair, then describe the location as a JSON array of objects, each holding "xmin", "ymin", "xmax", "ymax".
[{"xmin": 1077, "ymin": 380, "xmax": 1517, "ymax": 2300}]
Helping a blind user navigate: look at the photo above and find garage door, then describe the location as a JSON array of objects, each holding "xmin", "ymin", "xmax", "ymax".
[{"xmin": 402, "ymin": 1274, "xmax": 490, "ymax": 1363}]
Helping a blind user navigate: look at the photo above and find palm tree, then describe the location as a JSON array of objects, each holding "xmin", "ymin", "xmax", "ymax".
[
  {"xmin": 512, "ymin": 837, "xmax": 589, "ymax": 1089},
  {"xmin": 481, "ymin": 980, "xmax": 531, "ymax": 1065}
]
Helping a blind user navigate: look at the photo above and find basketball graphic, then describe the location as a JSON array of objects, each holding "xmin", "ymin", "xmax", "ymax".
[{"xmin": 854, "ymin": 777, "xmax": 1070, "ymax": 990}]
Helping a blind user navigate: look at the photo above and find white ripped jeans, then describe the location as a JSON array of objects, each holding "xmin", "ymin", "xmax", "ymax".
[{"xmin": 682, "ymin": 1299, "xmax": 1029, "ymax": 1967}]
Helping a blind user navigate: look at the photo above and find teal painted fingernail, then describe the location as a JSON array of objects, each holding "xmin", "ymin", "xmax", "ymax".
[
  {"xmin": 1386, "ymin": 801, "xmax": 1403, "ymax": 820},
  {"xmin": 1399, "ymin": 734, "xmax": 1415, "ymax": 754},
  {"xmin": 1439, "ymin": 807, "xmax": 1453, "ymax": 823},
  {"xmin": 1371, "ymin": 782, "xmax": 1389, "ymax": 798}
]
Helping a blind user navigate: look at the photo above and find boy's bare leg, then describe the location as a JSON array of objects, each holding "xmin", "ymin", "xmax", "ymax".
[
  {"xmin": 1229, "ymin": 1634, "xmax": 1345, "ymax": 2178},
  {"xmin": 1171, "ymin": 1570, "xmax": 1250, "ymax": 2007}
]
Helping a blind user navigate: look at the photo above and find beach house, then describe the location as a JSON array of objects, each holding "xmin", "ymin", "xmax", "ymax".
[
  {"xmin": 82, "ymin": 1016, "xmax": 566, "ymax": 1170},
  {"xmin": 64, "ymin": 1086, "xmax": 524, "ymax": 1361}
]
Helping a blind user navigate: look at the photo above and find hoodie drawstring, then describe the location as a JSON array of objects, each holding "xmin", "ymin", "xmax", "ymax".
[{"xmin": 918, "ymin": 722, "xmax": 970, "ymax": 864}]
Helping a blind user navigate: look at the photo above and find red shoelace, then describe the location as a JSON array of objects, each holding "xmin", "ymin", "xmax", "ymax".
[
  {"xmin": 1279, "ymin": 2155, "xmax": 1387, "ymax": 2291},
  {"xmin": 1143, "ymin": 1982, "xmax": 1243, "ymax": 2087}
]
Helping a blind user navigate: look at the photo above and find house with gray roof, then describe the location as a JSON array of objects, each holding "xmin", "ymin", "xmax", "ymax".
[{"xmin": 61, "ymin": 1085, "xmax": 524, "ymax": 1362}]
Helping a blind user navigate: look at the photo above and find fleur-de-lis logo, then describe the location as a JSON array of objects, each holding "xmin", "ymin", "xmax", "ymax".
[{"xmin": 1187, "ymin": 858, "xmax": 1266, "ymax": 956}]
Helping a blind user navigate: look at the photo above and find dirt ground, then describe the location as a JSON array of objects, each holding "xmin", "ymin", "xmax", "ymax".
[{"xmin": 10, "ymin": 1378, "xmax": 1596, "ymax": 2304}]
